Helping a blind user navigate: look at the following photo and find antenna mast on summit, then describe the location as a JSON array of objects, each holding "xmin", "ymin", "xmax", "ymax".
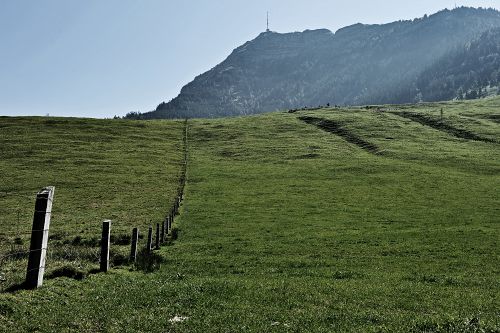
[{"xmin": 266, "ymin": 11, "xmax": 270, "ymax": 32}]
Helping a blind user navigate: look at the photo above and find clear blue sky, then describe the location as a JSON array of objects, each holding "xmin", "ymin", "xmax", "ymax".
[{"xmin": 1, "ymin": 0, "xmax": 499, "ymax": 118}]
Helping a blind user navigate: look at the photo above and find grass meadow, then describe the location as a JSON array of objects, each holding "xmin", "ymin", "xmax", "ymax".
[
  {"xmin": 0, "ymin": 117, "xmax": 185, "ymax": 288},
  {"xmin": 0, "ymin": 97, "xmax": 499, "ymax": 332}
]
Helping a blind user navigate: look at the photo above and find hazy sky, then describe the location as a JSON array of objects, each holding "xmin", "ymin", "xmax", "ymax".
[{"xmin": 1, "ymin": 0, "xmax": 499, "ymax": 118}]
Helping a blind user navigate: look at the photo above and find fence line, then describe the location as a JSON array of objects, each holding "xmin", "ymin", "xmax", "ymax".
[{"xmin": 0, "ymin": 119, "xmax": 190, "ymax": 291}]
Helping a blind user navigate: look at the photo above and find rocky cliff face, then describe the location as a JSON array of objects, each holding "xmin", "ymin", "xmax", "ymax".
[{"xmin": 143, "ymin": 7, "xmax": 500, "ymax": 119}]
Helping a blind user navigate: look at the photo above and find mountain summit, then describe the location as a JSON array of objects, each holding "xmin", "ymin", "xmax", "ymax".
[{"xmin": 141, "ymin": 7, "xmax": 500, "ymax": 119}]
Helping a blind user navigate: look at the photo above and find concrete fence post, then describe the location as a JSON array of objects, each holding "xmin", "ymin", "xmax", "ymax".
[
  {"xmin": 155, "ymin": 223, "xmax": 160, "ymax": 250},
  {"xmin": 26, "ymin": 186, "xmax": 55, "ymax": 289},
  {"xmin": 161, "ymin": 221, "xmax": 166, "ymax": 243},
  {"xmin": 130, "ymin": 227, "xmax": 139, "ymax": 263},
  {"xmin": 146, "ymin": 226, "xmax": 153, "ymax": 253},
  {"xmin": 100, "ymin": 220, "xmax": 111, "ymax": 272}
]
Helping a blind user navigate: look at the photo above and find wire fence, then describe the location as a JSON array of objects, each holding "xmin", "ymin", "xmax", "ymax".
[{"xmin": 0, "ymin": 121, "xmax": 189, "ymax": 292}]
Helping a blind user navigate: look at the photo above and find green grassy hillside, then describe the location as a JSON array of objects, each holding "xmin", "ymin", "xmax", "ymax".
[
  {"xmin": 1, "ymin": 97, "xmax": 499, "ymax": 332},
  {"xmin": 0, "ymin": 117, "xmax": 185, "ymax": 288}
]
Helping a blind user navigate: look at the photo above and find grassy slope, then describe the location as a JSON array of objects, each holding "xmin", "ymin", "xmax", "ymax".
[
  {"xmin": 0, "ymin": 117, "xmax": 185, "ymax": 287},
  {"xmin": 0, "ymin": 98, "xmax": 499, "ymax": 332}
]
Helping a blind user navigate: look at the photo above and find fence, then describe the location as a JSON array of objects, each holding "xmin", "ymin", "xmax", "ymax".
[{"xmin": 0, "ymin": 120, "xmax": 189, "ymax": 291}]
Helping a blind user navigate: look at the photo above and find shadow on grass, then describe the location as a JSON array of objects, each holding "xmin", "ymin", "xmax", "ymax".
[
  {"xmin": 4, "ymin": 282, "xmax": 27, "ymax": 293},
  {"xmin": 4, "ymin": 265, "xmax": 101, "ymax": 293},
  {"xmin": 46, "ymin": 265, "xmax": 86, "ymax": 281},
  {"xmin": 134, "ymin": 248, "xmax": 163, "ymax": 273}
]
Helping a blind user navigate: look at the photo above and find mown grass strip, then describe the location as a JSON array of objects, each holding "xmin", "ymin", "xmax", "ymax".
[
  {"xmin": 299, "ymin": 116, "xmax": 380, "ymax": 154},
  {"xmin": 390, "ymin": 111, "xmax": 497, "ymax": 143}
]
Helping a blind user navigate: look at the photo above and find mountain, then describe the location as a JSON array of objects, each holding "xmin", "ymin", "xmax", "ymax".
[
  {"xmin": 413, "ymin": 27, "xmax": 500, "ymax": 101},
  {"xmin": 139, "ymin": 7, "xmax": 500, "ymax": 119}
]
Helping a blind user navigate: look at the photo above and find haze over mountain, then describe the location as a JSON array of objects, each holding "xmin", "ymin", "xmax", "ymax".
[
  {"xmin": 139, "ymin": 7, "xmax": 500, "ymax": 119},
  {"xmin": 413, "ymin": 27, "xmax": 500, "ymax": 101}
]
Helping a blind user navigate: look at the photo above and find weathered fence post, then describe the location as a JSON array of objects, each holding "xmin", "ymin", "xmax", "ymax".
[
  {"xmin": 130, "ymin": 227, "xmax": 139, "ymax": 263},
  {"xmin": 146, "ymin": 226, "xmax": 153, "ymax": 253},
  {"xmin": 161, "ymin": 221, "xmax": 165, "ymax": 243},
  {"xmin": 26, "ymin": 186, "xmax": 55, "ymax": 289},
  {"xmin": 166, "ymin": 216, "xmax": 171, "ymax": 234},
  {"xmin": 155, "ymin": 223, "xmax": 160, "ymax": 250},
  {"xmin": 100, "ymin": 220, "xmax": 111, "ymax": 272}
]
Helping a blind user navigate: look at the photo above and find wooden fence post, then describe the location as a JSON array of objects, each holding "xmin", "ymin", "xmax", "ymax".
[
  {"xmin": 166, "ymin": 216, "xmax": 171, "ymax": 234},
  {"xmin": 155, "ymin": 223, "xmax": 160, "ymax": 249},
  {"xmin": 100, "ymin": 220, "xmax": 111, "ymax": 272},
  {"xmin": 146, "ymin": 226, "xmax": 153, "ymax": 252},
  {"xmin": 130, "ymin": 227, "xmax": 138, "ymax": 263},
  {"xmin": 26, "ymin": 186, "xmax": 55, "ymax": 289}
]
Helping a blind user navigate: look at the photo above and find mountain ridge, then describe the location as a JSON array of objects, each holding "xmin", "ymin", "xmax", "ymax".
[{"xmin": 137, "ymin": 7, "xmax": 500, "ymax": 119}]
